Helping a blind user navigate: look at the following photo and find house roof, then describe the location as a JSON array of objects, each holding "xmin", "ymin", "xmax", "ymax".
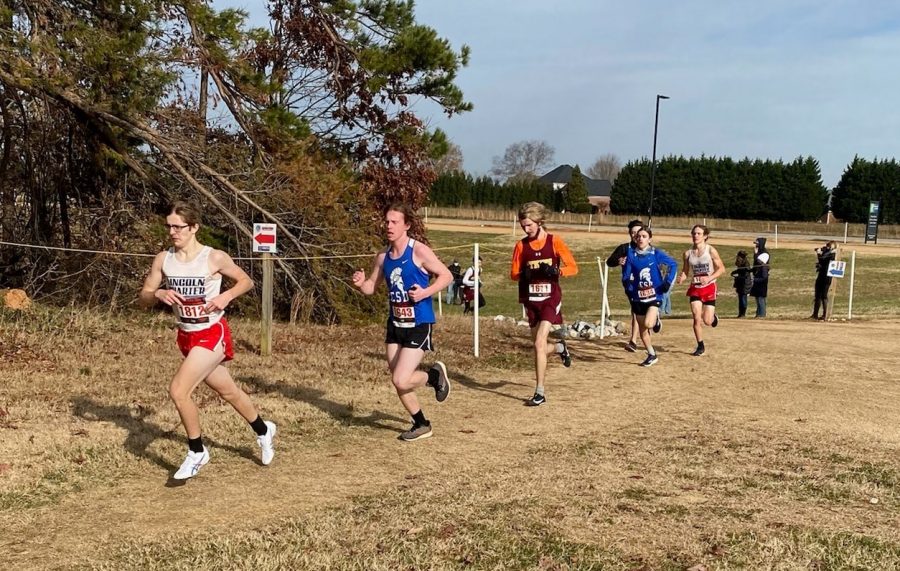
[{"xmin": 538, "ymin": 164, "xmax": 611, "ymax": 197}]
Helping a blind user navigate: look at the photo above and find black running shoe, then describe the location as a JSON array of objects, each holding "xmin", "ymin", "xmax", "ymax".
[
  {"xmin": 399, "ymin": 422, "xmax": 433, "ymax": 442},
  {"xmin": 653, "ymin": 318, "xmax": 662, "ymax": 334},
  {"xmin": 559, "ymin": 341, "xmax": 572, "ymax": 368},
  {"xmin": 430, "ymin": 361, "xmax": 451, "ymax": 403},
  {"xmin": 640, "ymin": 354, "xmax": 659, "ymax": 367},
  {"xmin": 624, "ymin": 341, "xmax": 638, "ymax": 353},
  {"xmin": 525, "ymin": 393, "xmax": 546, "ymax": 407},
  {"xmin": 692, "ymin": 345, "xmax": 705, "ymax": 357},
  {"xmin": 711, "ymin": 314, "xmax": 719, "ymax": 328}
]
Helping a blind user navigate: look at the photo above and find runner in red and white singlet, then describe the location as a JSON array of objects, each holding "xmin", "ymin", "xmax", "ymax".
[
  {"xmin": 140, "ymin": 201, "xmax": 276, "ymax": 479},
  {"xmin": 676, "ymin": 224, "xmax": 725, "ymax": 356}
]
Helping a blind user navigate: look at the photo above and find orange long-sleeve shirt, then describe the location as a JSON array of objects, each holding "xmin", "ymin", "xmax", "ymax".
[{"xmin": 510, "ymin": 233, "xmax": 578, "ymax": 280}]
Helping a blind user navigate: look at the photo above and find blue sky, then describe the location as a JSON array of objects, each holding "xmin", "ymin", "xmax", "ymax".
[{"xmin": 217, "ymin": 1, "xmax": 900, "ymax": 188}]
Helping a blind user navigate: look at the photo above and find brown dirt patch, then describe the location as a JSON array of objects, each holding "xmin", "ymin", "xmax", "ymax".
[{"xmin": 1, "ymin": 315, "xmax": 899, "ymax": 568}]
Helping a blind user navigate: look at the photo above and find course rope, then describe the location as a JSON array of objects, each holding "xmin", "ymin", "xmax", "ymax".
[{"xmin": 0, "ymin": 240, "xmax": 479, "ymax": 262}]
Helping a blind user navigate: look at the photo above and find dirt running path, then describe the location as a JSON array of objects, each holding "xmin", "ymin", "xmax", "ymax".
[{"xmin": 3, "ymin": 318, "xmax": 900, "ymax": 568}]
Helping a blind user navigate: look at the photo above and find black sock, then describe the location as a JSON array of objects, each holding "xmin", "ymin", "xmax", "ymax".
[
  {"xmin": 412, "ymin": 409, "xmax": 428, "ymax": 427},
  {"xmin": 426, "ymin": 367, "xmax": 439, "ymax": 387},
  {"xmin": 188, "ymin": 436, "xmax": 204, "ymax": 453},
  {"xmin": 249, "ymin": 415, "xmax": 268, "ymax": 436}
]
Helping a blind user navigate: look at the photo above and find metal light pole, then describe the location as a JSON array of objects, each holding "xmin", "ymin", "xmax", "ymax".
[{"xmin": 647, "ymin": 94, "xmax": 669, "ymax": 230}]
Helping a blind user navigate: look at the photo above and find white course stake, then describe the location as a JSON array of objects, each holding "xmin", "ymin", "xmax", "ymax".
[
  {"xmin": 598, "ymin": 257, "xmax": 609, "ymax": 339},
  {"xmin": 848, "ymin": 250, "xmax": 856, "ymax": 320},
  {"xmin": 473, "ymin": 243, "xmax": 480, "ymax": 358}
]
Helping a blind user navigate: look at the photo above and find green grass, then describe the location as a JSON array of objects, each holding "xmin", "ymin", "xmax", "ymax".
[{"xmin": 428, "ymin": 230, "xmax": 900, "ymax": 320}]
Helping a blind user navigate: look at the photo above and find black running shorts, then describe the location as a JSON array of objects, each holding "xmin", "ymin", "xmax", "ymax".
[
  {"xmin": 630, "ymin": 300, "xmax": 661, "ymax": 316},
  {"xmin": 385, "ymin": 321, "xmax": 434, "ymax": 351}
]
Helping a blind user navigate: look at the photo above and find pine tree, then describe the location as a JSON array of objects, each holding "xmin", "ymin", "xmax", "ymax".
[{"xmin": 565, "ymin": 165, "xmax": 592, "ymax": 213}]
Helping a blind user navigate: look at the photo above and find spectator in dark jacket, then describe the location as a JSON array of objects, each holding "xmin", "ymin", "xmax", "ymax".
[
  {"xmin": 750, "ymin": 237, "xmax": 770, "ymax": 318},
  {"xmin": 447, "ymin": 260, "xmax": 462, "ymax": 305},
  {"xmin": 811, "ymin": 241, "xmax": 837, "ymax": 320},
  {"xmin": 730, "ymin": 250, "xmax": 753, "ymax": 318}
]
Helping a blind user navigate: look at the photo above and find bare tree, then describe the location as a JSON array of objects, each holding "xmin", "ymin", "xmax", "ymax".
[
  {"xmin": 432, "ymin": 142, "xmax": 464, "ymax": 174},
  {"xmin": 588, "ymin": 153, "xmax": 622, "ymax": 182},
  {"xmin": 490, "ymin": 139, "xmax": 555, "ymax": 182}
]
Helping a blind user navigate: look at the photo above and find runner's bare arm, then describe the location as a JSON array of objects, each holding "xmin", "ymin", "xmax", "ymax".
[
  {"xmin": 139, "ymin": 252, "xmax": 183, "ymax": 308},
  {"xmin": 676, "ymin": 250, "xmax": 690, "ymax": 284},
  {"xmin": 708, "ymin": 246, "xmax": 726, "ymax": 282},
  {"xmin": 409, "ymin": 242, "xmax": 452, "ymax": 302},
  {"xmin": 352, "ymin": 253, "xmax": 385, "ymax": 296},
  {"xmin": 206, "ymin": 249, "xmax": 254, "ymax": 312}
]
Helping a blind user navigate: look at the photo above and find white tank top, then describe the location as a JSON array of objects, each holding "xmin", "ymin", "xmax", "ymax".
[
  {"xmin": 688, "ymin": 245, "xmax": 716, "ymax": 287},
  {"xmin": 162, "ymin": 246, "xmax": 224, "ymax": 331}
]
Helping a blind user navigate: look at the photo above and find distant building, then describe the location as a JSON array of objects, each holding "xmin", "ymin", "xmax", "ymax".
[{"xmin": 537, "ymin": 164, "xmax": 612, "ymax": 214}]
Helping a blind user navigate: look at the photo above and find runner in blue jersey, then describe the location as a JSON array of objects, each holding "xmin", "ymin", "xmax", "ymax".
[
  {"xmin": 621, "ymin": 226, "xmax": 678, "ymax": 367},
  {"xmin": 352, "ymin": 203, "xmax": 453, "ymax": 442}
]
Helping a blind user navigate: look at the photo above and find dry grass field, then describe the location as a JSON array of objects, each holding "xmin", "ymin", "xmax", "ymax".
[
  {"xmin": 2, "ymin": 302, "xmax": 900, "ymax": 569},
  {"xmin": 2, "ymin": 221, "xmax": 900, "ymax": 570}
]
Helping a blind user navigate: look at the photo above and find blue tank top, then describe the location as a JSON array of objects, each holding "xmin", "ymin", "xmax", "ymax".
[{"xmin": 383, "ymin": 239, "xmax": 435, "ymax": 327}]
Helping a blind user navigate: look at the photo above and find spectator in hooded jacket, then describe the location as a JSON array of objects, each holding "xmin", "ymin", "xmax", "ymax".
[{"xmin": 750, "ymin": 237, "xmax": 770, "ymax": 318}]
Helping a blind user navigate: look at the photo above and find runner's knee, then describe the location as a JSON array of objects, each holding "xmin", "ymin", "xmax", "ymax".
[
  {"xmin": 391, "ymin": 371, "xmax": 414, "ymax": 390},
  {"xmin": 168, "ymin": 378, "xmax": 192, "ymax": 403}
]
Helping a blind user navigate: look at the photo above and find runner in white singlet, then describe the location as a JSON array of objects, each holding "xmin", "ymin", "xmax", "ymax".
[
  {"xmin": 140, "ymin": 201, "xmax": 276, "ymax": 480},
  {"xmin": 676, "ymin": 224, "xmax": 725, "ymax": 357}
]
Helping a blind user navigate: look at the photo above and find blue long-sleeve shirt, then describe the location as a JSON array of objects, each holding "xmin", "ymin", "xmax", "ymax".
[{"xmin": 622, "ymin": 246, "xmax": 678, "ymax": 303}]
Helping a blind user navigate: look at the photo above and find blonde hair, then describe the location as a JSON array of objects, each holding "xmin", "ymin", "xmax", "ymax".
[{"xmin": 517, "ymin": 202, "xmax": 549, "ymax": 225}]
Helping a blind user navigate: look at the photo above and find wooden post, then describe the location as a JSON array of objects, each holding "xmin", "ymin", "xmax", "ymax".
[
  {"xmin": 588, "ymin": 214, "xmax": 593, "ymax": 233},
  {"xmin": 260, "ymin": 253, "xmax": 273, "ymax": 356},
  {"xmin": 824, "ymin": 246, "xmax": 842, "ymax": 321},
  {"xmin": 843, "ymin": 222, "xmax": 848, "ymax": 244}
]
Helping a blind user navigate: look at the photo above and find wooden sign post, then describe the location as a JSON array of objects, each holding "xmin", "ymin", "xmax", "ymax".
[
  {"xmin": 253, "ymin": 223, "xmax": 277, "ymax": 356},
  {"xmin": 824, "ymin": 246, "xmax": 843, "ymax": 321}
]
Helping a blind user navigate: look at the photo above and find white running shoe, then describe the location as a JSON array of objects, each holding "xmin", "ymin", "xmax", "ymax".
[
  {"xmin": 173, "ymin": 447, "xmax": 210, "ymax": 480},
  {"xmin": 257, "ymin": 421, "xmax": 277, "ymax": 466}
]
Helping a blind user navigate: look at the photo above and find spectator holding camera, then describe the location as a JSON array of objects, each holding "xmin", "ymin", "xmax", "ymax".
[
  {"xmin": 622, "ymin": 226, "xmax": 678, "ymax": 367},
  {"xmin": 510, "ymin": 202, "xmax": 578, "ymax": 406},
  {"xmin": 811, "ymin": 241, "xmax": 837, "ymax": 320}
]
